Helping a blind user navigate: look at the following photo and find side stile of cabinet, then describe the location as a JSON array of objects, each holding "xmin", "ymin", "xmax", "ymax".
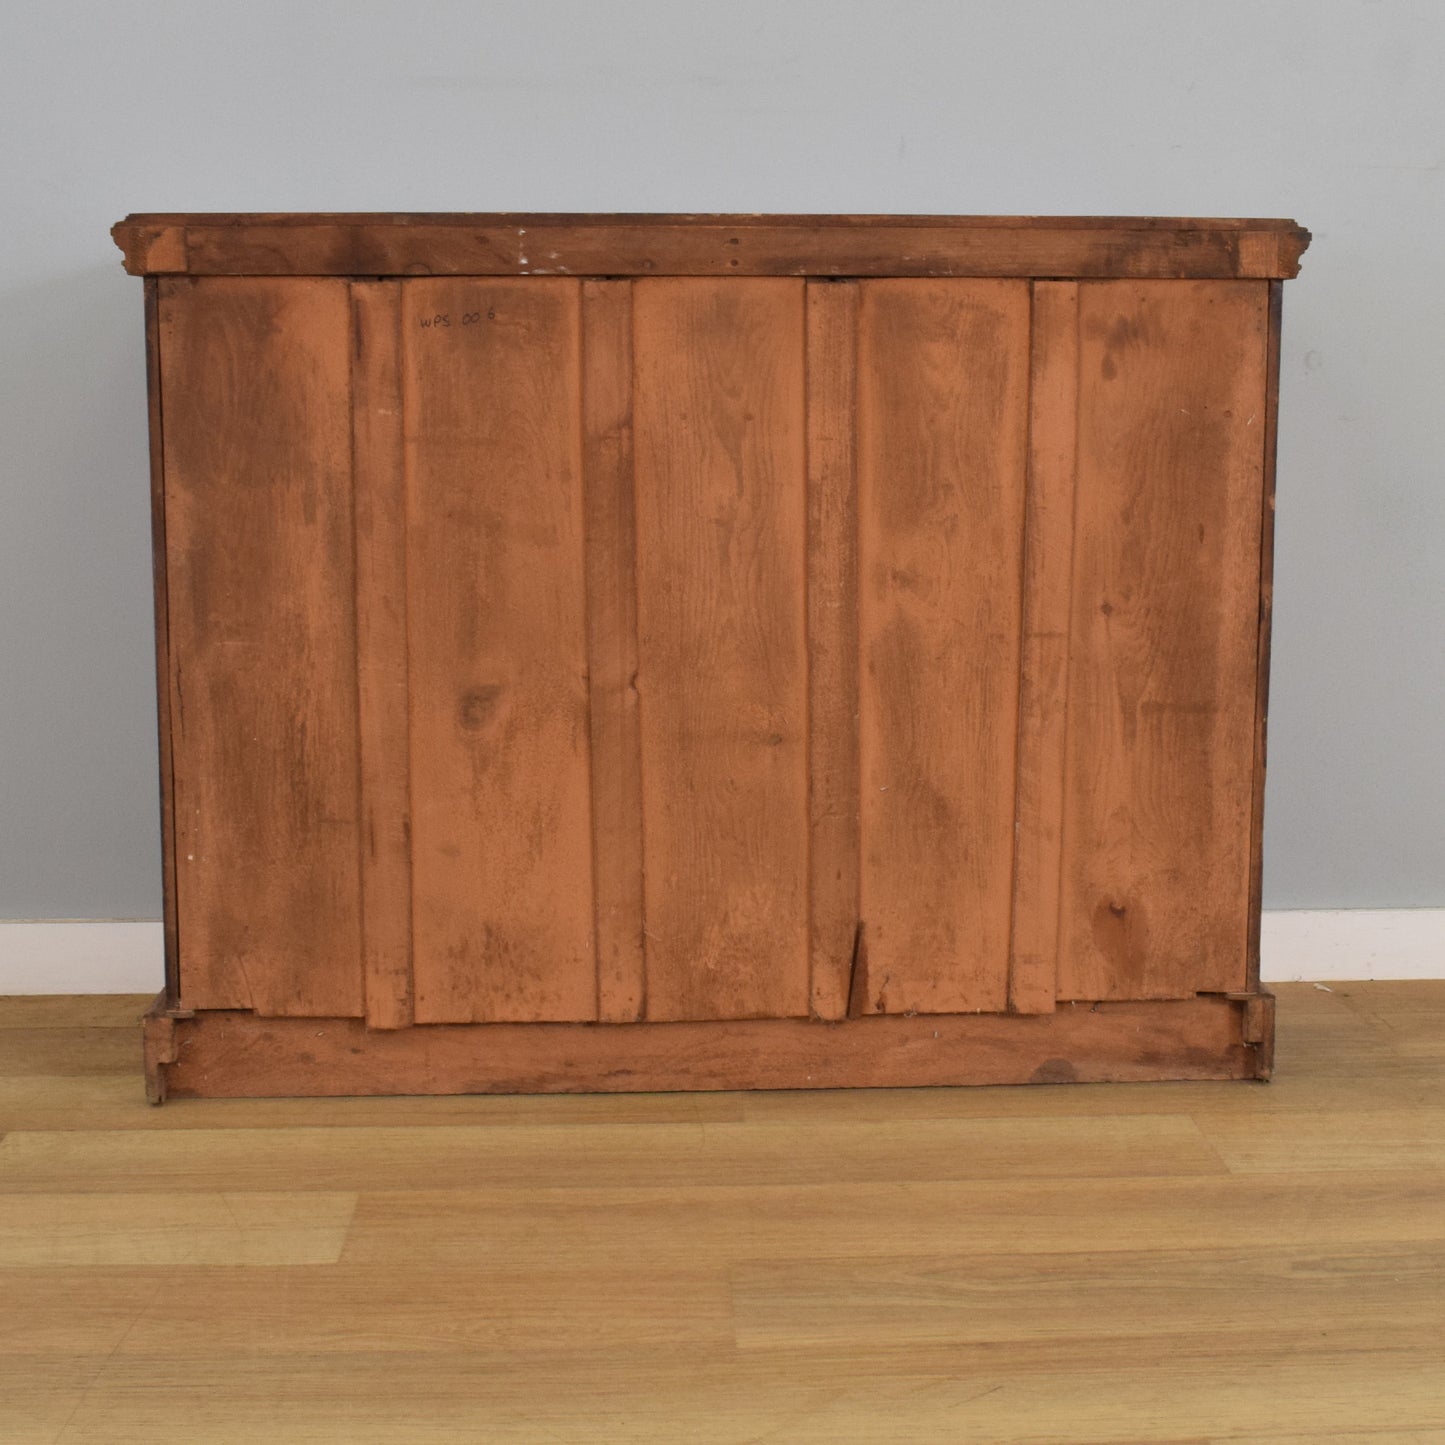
[
  {"xmin": 1008, "ymin": 281, "xmax": 1081, "ymax": 1015},
  {"xmin": 143, "ymin": 278, "xmax": 181, "ymax": 1012},
  {"xmin": 1246, "ymin": 281, "xmax": 1285, "ymax": 996},
  {"xmin": 143, "ymin": 277, "xmax": 184, "ymax": 1103},
  {"xmin": 804, "ymin": 281, "xmax": 863, "ymax": 1022},
  {"xmin": 351, "ymin": 281, "xmax": 413, "ymax": 1031},
  {"xmin": 581, "ymin": 279, "xmax": 647, "ymax": 1023}
]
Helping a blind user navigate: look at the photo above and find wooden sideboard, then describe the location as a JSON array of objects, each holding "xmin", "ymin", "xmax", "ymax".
[{"xmin": 112, "ymin": 213, "xmax": 1310, "ymax": 1100}]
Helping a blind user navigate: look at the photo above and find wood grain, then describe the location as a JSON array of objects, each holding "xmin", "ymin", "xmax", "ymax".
[
  {"xmin": 134, "ymin": 995, "xmax": 1263, "ymax": 1099},
  {"xmin": 730, "ymin": 1240, "xmax": 1445, "ymax": 1349},
  {"xmin": 0, "ymin": 1192, "xmax": 356, "ymax": 1266},
  {"xmin": 581, "ymin": 280, "xmax": 645, "ymax": 1022},
  {"xmin": 402, "ymin": 278, "xmax": 596, "ymax": 1024},
  {"xmin": 5, "ymin": 983, "xmax": 1445, "ymax": 1445},
  {"xmin": 632, "ymin": 279, "xmax": 811, "ymax": 1022},
  {"xmin": 1008, "ymin": 280, "xmax": 1081, "ymax": 1014},
  {"xmin": 158, "ymin": 277, "xmax": 363, "ymax": 1017},
  {"xmin": 1193, "ymin": 1106, "xmax": 1445, "ymax": 1175},
  {"xmin": 341, "ymin": 1179, "xmax": 1445, "ymax": 1283},
  {"xmin": 335, "ymin": 1166, "xmax": 1445, "ymax": 1268},
  {"xmin": 100, "ymin": 1262, "xmax": 735, "ymax": 1360},
  {"xmin": 805, "ymin": 280, "xmax": 862, "ymax": 1020},
  {"xmin": 0, "ymin": 996, "xmax": 150, "ymax": 1028},
  {"xmin": 857, "ymin": 280, "xmax": 1031, "ymax": 1015},
  {"xmin": 350, "ymin": 282, "xmax": 413, "ymax": 1030},
  {"xmin": 0, "ymin": 1113, "xmax": 1229, "ymax": 1193},
  {"xmin": 112, "ymin": 213, "xmax": 1313, "ymax": 280},
  {"xmin": 1057, "ymin": 280, "xmax": 1269, "ymax": 1001},
  {"xmin": 10, "ymin": 1349, "xmax": 1445, "ymax": 1445}
]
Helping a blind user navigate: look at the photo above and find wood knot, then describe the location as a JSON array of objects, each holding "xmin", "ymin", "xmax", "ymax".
[{"xmin": 458, "ymin": 684, "xmax": 503, "ymax": 731}]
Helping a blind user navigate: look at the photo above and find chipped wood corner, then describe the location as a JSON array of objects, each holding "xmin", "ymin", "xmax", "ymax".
[
  {"xmin": 112, "ymin": 218, "xmax": 188, "ymax": 276},
  {"xmin": 1280, "ymin": 223, "xmax": 1313, "ymax": 277},
  {"xmin": 1238, "ymin": 226, "xmax": 1312, "ymax": 279},
  {"xmin": 141, "ymin": 991, "xmax": 193, "ymax": 1104}
]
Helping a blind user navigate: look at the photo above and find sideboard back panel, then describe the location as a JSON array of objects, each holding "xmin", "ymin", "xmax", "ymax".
[{"xmin": 121, "ymin": 214, "xmax": 1305, "ymax": 1096}]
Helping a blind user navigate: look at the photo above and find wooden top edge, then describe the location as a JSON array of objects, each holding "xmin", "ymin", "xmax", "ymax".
[
  {"xmin": 115, "ymin": 210, "xmax": 1308, "ymax": 231},
  {"xmin": 112, "ymin": 213, "xmax": 1311, "ymax": 278}
]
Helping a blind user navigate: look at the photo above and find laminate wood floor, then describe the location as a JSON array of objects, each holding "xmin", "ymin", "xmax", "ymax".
[{"xmin": 2, "ymin": 982, "xmax": 1442, "ymax": 1444}]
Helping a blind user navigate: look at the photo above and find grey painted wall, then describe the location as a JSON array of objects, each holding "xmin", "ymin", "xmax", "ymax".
[{"xmin": 2, "ymin": 0, "xmax": 1441, "ymax": 923}]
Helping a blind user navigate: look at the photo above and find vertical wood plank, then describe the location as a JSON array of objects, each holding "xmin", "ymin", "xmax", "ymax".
[
  {"xmin": 632, "ymin": 278, "xmax": 811, "ymax": 1022},
  {"xmin": 857, "ymin": 280, "xmax": 1031, "ymax": 1016},
  {"xmin": 1008, "ymin": 282, "xmax": 1079, "ymax": 1015},
  {"xmin": 159, "ymin": 277, "xmax": 364, "ymax": 1017},
  {"xmin": 582, "ymin": 280, "xmax": 646, "ymax": 1023},
  {"xmin": 805, "ymin": 281, "xmax": 861, "ymax": 1021},
  {"xmin": 403, "ymin": 279, "xmax": 596, "ymax": 1024},
  {"xmin": 1245, "ymin": 281, "xmax": 1285, "ymax": 992},
  {"xmin": 1058, "ymin": 280, "xmax": 1269, "ymax": 1001},
  {"xmin": 351, "ymin": 282, "xmax": 413, "ymax": 1030},
  {"xmin": 144, "ymin": 280, "xmax": 180, "ymax": 1006}
]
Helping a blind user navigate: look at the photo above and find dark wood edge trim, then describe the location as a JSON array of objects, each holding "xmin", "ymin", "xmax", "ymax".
[
  {"xmin": 144, "ymin": 282, "xmax": 181, "ymax": 1008},
  {"xmin": 154, "ymin": 995, "xmax": 1261, "ymax": 1098},
  {"xmin": 141, "ymin": 991, "xmax": 177, "ymax": 1105},
  {"xmin": 1248, "ymin": 991, "xmax": 1277, "ymax": 1080},
  {"xmin": 1227, "ymin": 988, "xmax": 1277, "ymax": 1080},
  {"xmin": 1246, "ymin": 282, "xmax": 1284, "ymax": 992},
  {"xmin": 112, "ymin": 218, "xmax": 1311, "ymax": 279}
]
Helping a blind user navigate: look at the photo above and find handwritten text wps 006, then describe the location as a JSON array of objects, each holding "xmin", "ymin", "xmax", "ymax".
[{"xmin": 418, "ymin": 310, "xmax": 492, "ymax": 329}]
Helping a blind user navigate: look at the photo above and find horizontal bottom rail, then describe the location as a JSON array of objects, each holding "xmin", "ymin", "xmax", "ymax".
[{"xmin": 143, "ymin": 992, "xmax": 1273, "ymax": 1102}]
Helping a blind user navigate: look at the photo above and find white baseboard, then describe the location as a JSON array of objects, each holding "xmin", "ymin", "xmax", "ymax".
[
  {"xmin": 0, "ymin": 910, "xmax": 1441, "ymax": 995},
  {"xmin": 0, "ymin": 920, "xmax": 164, "ymax": 995},
  {"xmin": 1259, "ymin": 908, "xmax": 1445, "ymax": 983}
]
